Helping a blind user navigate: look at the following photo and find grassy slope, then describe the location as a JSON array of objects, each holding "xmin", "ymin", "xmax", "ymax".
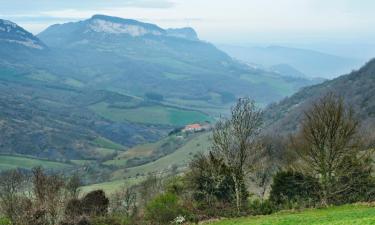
[
  {"xmin": 112, "ymin": 132, "xmax": 211, "ymax": 179},
  {"xmin": 0, "ymin": 155, "xmax": 72, "ymax": 171},
  {"xmin": 82, "ymin": 132, "xmax": 212, "ymax": 193},
  {"xmin": 211, "ymin": 204, "xmax": 375, "ymax": 225}
]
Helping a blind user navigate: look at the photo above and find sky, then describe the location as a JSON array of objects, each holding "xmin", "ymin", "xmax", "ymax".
[{"xmin": 1, "ymin": 0, "xmax": 375, "ymax": 56}]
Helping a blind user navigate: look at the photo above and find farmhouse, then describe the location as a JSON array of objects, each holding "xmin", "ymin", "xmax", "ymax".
[{"xmin": 183, "ymin": 123, "xmax": 203, "ymax": 132}]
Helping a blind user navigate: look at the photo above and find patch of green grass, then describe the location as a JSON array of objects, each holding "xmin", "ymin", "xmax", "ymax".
[
  {"xmin": 211, "ymin": 204, "xmax": 375, "ymax": 225},
  {"xmin": 93, "ymin": 137, "xmax": 125, "ymax": 151},
  {"xmin": 71, "ymin": 160, "xmax": 94, "ymax": 166},
  {"xmin": 91, "ymin": 103, "xmax": 211, "ymax": 126},
  {"xmin": 111, "ymin": 132, "xmax": 211, "ymax": 179},
  {"xmin": 0, "ymin": 155, "xmax": 72, "ymax": 171},
  {"xmin": 80, "ymin": 177, "xmax": 145, "ymax": 195},
  {"xmin": 93, "ymin": 148, "xmax": 117, "ymax": 157},
  {"xmin": 64, "ymin": 78, "xmax": 84, "ymax": 87}
]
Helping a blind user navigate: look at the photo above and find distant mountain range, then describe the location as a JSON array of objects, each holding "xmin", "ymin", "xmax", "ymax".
[
  {"xmin": 0, "ymin": 15, "xmax": 319, "ymax": 160},
  {"xmin": 218, "ymin": 44, "xmax": 363, "ymax": 79}
]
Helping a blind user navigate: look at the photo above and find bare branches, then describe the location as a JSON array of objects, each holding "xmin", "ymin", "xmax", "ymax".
[
  {"xmin": 291, "ymin": 93, "xmax": 363, "ymax": 205},
  {"xmin": 211, "ymin": 97, "xmax": 263, "ymax": 212}
]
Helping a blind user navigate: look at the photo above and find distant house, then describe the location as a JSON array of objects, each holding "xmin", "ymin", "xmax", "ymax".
[
  {"xmin": 182, "ymin": 123, "xmax": 212, "ymax": 133},
  {"xmin": 183, "ymin": 123, "xmax": 203, "ymax": 132}
]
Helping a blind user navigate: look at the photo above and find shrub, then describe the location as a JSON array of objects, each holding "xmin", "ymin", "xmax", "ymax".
[
  {"xmin": 81, "ymin": 190, "xmax": 109, "ymax": 217},
  {"xmin": 145, "ymin": 193, "xmax": 185, "ymax": 225},
  {"xmin": 248, "ymin": 199, "xmax": 275, "ymax": 216},
  {"xmin": 269, "ymin": 170, "xmax": 320, "ymax": 208},
  {"xmin": 0, "ymin": 218, "xmax": 11, "ymax": 225},
  {"xmin": 334, "ymin": 156, "xmax": 375, "ymax": 204}
]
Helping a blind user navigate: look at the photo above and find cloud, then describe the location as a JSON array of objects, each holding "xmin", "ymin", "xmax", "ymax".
[{"xmin": 0, "ymin": 0, "xmax": 174, "ymax": 13}]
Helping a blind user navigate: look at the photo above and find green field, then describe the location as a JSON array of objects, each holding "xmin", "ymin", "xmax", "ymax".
[
  {"xmin": 83, "ymin": 133, "xmax": 212, "ymax": 194},
  {"xmin": 90, "ymin": 102, "xmax": 211, "ymax": 126},
  {"xmin": 80, "ymin": 177, "xmax": 145, "ymax": 195},
  {"xmin": 93, "ymin": 137, "xmax": 125, "ymax": 150},
  {"xmin": 211, "ymin": 204, "xmax": 375, "ymax": 225},
  {"xmin": 111, "ymin": 132, "xmax": 211, "ymax": 180},
  {"xmin": 0, "ymin": 155, "xmax": 72, "ymax": 171}
]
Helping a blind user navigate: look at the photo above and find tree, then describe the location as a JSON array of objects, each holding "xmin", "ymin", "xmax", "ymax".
[
  {"xmin": 66, "ymin": 173, "xmax": 82, "ymax": 200},
  {"xmin": 290, "ymin": 94, "xmax": 366, "ymax": 205},
  {"xmin": 111, "ymin": 186, "xmax": 137, "ymax": 217},
  {"xmin": 253, "ymin": 135, "xmax": 286, "ymax": 199},
  {"xmin": 32, "ymin": 167, "xmax": 66, "ymax": 225},
  {"xmin": 212, "ymin": 97, "xmax": 263, "ymax": 213},
  {"xmin": 0, "ymin": 169, "xmax": 31, "ymax": 225},
  {"xmin": 188, "ymin": 152, "xmax": 236, "ymax": 208}
]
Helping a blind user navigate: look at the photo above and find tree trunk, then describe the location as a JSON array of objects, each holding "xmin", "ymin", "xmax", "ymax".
[{"xmin": 233, "ymin": 175, "xmax": 241, "ymax": 214}]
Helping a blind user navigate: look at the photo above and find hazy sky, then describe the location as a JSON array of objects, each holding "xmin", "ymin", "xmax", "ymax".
[{"xmin": 1, "ymin": 0, "xmax": 375, "ymax": 48}]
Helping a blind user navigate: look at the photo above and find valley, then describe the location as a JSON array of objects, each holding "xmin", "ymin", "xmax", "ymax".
[
  {"xmin": 0, "ymin": 15, "xmax": 320, "ymax": 182},
  {"xmin": 0, "ymin": 2, "xmax": 375, "ymax": 224}
]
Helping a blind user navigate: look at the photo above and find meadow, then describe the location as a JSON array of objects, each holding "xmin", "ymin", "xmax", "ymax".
[
  {"xmin": 0, "ymin": 155, "xmax": 72, "ymax": 171},
  {"xmin": 210, "ymin": 204, "xmax": 375, "ymax": 225},
  {"xmin": 82, "ymin": 132, "xmax": 212, "ymax": 193},
  {"xmin": 90, "ymin": 102, "xmax": 211, "ymax": 126}
]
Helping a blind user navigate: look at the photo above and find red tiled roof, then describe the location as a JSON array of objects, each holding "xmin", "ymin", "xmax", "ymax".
[{"xmin": 185, "ymin": 124, "xmax": 201, "ymax": 129}]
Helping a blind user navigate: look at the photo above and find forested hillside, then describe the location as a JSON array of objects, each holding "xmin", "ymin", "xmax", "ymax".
[{"xmin": 265, "ymin": 58, "xmax": 375, "ymax": 134}]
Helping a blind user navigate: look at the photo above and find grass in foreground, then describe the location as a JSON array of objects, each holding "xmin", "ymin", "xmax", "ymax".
[{"xmin": 211, "ymin": 204, "xmax": 375, "ymax": 225}]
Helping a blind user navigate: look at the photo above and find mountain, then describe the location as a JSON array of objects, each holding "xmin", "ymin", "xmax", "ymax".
[
  {"xmin": 218, "ymin": 44, "xmax": 362, "ymax": 79},
  {"xmin": 264, "ymin": 59, "xmax": 375, "ymax": 134},
  {"xmin": 37, "ymin": 15, "xmax": 316, "ymax": 106},
  {"xmin": 0, "ymin": 19, "xmax": 47, "ymax": 64},
  {"xmin": 0, "ymin": 19, "xmax": 46, "ymax": 51},
  {"xmin": 0, "ymin": 17, "xmax": 317, "ymax": 161}
]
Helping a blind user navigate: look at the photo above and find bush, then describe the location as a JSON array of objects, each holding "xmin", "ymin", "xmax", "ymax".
[
  {"xmin": 269, "ymin": 170, "xmax": 320, "ymax": 208},
  {"xmin": 0, "ymin": 218, "xmax": 11, "ymax": 225},
  {"xmin": 334, "ymin": 156, "xmax": 375, "ymax": 204},
  {"xmin": 81, "ymin": 190, "xmax": 109, "ymax": 217},
  {"xmin": 145, "ymin": 193, "xmax": 185, "ymax": 225},
  {"xmin": 248, "ymin": 199, "xmax": 275, "ymax": 216}
]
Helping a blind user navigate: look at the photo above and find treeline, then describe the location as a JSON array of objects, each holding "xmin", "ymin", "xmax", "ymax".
[{"xmin": 1, "ymin": 94, "xmax": 375, "ymax": 225}]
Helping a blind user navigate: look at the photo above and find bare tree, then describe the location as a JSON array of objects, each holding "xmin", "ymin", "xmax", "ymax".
[
  {"xmin": 32, "ymin": 167, "xmax": 66, "ymax": 225},
  {"xmin": 212, "ymin": 97, "xmax": 263, "ymax": 213},
  {"xmin": 66, "ymin": 173, "xmax": 82, "ymax": 200},
  {"xmin": 0, "ymin": 169, "xmax": 31, "ymax": 225},
  {"xmin": 111, "ymin": 186, "xmax": 137, "ymax": 217},
  {"xmin": 290, "ymin": 93, "xmax": 364, "ymax": 205},
  {"xmin": 253, "ymin": 135, "xmax": 286, "ymax": 199}
]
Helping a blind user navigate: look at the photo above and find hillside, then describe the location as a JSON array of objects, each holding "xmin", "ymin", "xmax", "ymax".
[
  {"xmin": 264, "ymin": 59, "xmax": 375, "ymax": 134},
  {"xmin": 0, "ymin": 16, "xmax": 317, "ymax": 161},
  {"xmin": 37, "ymin": 15, "xmax": 316, "ymax": 106}
]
